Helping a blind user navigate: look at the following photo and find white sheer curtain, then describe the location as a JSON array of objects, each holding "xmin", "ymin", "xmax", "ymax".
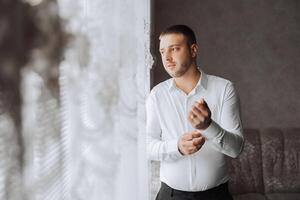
[{"xmin": 56, "ymin": 0, "xmax": 152, "ymax": 199}]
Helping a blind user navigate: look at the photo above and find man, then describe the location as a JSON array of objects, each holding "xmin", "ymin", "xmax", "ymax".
[{"xmin": 146, "ymin": 25, "xmax": 244, "ymax": 200}]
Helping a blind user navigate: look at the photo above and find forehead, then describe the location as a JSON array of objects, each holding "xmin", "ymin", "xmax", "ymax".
[{"xmin": 159, "ymin": 33, "xmax": 187, "ymax": 49}]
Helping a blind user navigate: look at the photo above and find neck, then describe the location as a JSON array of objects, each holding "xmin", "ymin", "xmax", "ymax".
[{"xmin": 174, "ymin": 65, "xmax": 201, "ymax": 94}]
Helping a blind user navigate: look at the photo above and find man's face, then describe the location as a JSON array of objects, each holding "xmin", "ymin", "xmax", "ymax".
[{"xmin": 159, "ymin": 33, "xmax": 194, "ymax": 78}]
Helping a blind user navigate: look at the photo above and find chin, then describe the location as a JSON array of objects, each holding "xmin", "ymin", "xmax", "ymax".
[
  {"xmin": 169, "ymin": 73, "xmax": 181, "ymax": 78},
  {"xmin": 167, "ymin": 71, "xmax": 177, "ymax": 77}
]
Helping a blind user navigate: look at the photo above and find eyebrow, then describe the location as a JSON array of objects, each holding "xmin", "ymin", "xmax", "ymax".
[{"xmin": 160, "ymin": 44, "xmax": 182, "ymax": 51}]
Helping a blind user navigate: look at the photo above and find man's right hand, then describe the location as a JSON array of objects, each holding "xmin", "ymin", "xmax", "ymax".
[{"xmin": 177, "ymin": 131, "xmax": 205, "ymax": 155}]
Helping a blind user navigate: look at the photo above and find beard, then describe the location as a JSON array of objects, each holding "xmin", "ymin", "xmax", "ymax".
[{"xmin": 166, "ymin": 62, "xmax": 191, "ymax": 78}]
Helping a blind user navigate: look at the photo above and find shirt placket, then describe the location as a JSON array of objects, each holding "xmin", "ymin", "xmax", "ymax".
[{"xmin": 186, "ymin": 94, "xmax": 196, "ymax": 190}]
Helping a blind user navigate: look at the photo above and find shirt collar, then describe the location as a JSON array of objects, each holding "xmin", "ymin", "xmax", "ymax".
[{"xmin": 168, "ymin": 68, "xmax": 208, "ymax": 92}]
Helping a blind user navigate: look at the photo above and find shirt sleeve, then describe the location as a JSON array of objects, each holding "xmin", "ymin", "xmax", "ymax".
[
  {"xmin": 201, "ymin": 82, "xmax": 244, "ymax": 158},
  {"xmin": 146, "ymin": 93, "xmax": 184, "ymax": 162}
]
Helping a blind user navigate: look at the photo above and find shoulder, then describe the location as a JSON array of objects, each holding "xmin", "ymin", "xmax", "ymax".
[
  {"xmin": 146, "ymin": 78, "xmax": 171, "ymax": 106},
  {"xmin": 203, "ymin": 72, "xmax": 238, "ymax": 101},
  {"xmin": 149, "ymin": 78, "xmax": 172, "ymax": 98},
  {"xmin": 207, "ymin": 73, "xmax": 232, "ymax": 86},
  {"xmin": 205, "ymin": 73, "xmax": 234, "ymax": 91},
  {"xmin": 205, "ymin": 73, "xmax": 238, "ymax": 102}
]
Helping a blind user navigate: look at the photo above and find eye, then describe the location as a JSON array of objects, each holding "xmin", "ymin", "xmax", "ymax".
[
  {"xmin": 172, "ymin": 47, "xmax": 179, "ymax": 52},
  {"xmin": 160, "ymin": 51, "xmax": 164, "ymax": 55}
]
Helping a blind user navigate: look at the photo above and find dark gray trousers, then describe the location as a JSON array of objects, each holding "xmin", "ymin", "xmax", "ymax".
[{"xmin": 155, "ymin": 182, "xmax": 233, "ymax": 200}]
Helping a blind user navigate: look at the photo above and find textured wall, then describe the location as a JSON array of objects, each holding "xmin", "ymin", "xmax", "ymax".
[{"xmin": 152, "ymin": 0, "xmax": 300, "ymax": 128}]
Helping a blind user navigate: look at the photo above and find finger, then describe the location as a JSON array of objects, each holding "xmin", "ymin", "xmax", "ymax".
[
  {"xmin": 191, "ymin": 107, "xmax": 206, "ymax": 123},
  {"xmin": 188, "ymin": 111, "xmax": 197, "ymax": 121},
  {"xmin": 191, "ymin": 117, "xmax": 202, "ymax": 129},
  {"xmin": 196, "ymin": 144, "xmax": 203, "ymax": 150},
  {"xmin": 200, "ymin": 137, "xmax": 206, "ymax": 145},
  {"xmin": 188, "ymin": 112, "xmax": 198, "ymax": 127},
  {"xmin": 197, "ymin": 98, "xmax": 208, "ymax": 108},
  {"xmin": 195, "ymin": 102, "xmax": 209, "ymax": 116},
  {"xmin": 194, "ymin": 136, "xmax": 206, "ymax": 145},
  {"xmin": 196, "ymin": 139, "xmax": 206, "ymax": 150},
  {"xmin": 191, "ymin": 131, "xmax": 201, "ymax": 138},
  {"xmin": 202, "ymin": 99, "xmax": 209, "ymax": 108},
  {"xmin": 192, "ymin": 137, "xmax": 204, "ymax": 146},
  {"xmin": 183, "ymin": 140, "xmax": 194, "ymax": 148},
  {"xmin": 199, "ymin": 98, "xmax": 206, "ymax": 106},
  {"xmin": 191, "ymin": 110, "xmax": 205, "ymax": 123},
  {"xmin": 182, "ymin": 133, "xmax": 193, "ymax": 141},
  {"xmin": 197, "ymin": 99, "xmax": 210, "ymax": 116},
  {"xmin": 188, "ymin": 146, "xmax": 196, "ymax": 152},
  {"xmin": 192, "ymin": 137, "xmax": 201, "ymax": 145},
  {"xmin": 188, "ymin": 146, "xmax": 199, "ymax": 154},
  {"xmin": 191, "ymin": 105, "xmax": 203, "ymax": 118}
]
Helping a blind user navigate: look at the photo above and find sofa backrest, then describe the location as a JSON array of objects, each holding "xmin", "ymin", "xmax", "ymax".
[
  {"xmin": 228, "ymin": 129, "xmax": 264, "ymax": 194},
  {"xmin": 228, "ymin": 128, "xmax": 300, "ymax": 194},
  {"xmin": 261, "ymin": 128, "xmax": 300, "ymax": 193}
]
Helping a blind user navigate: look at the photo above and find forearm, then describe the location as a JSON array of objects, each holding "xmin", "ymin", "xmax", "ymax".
[
  {"xmin": 201, "ymin": 120, "xmax": 244, "ymax": 158},
  {"xmin": 147, "ymin": 136, "xmax": 183, "ymax": 162}
]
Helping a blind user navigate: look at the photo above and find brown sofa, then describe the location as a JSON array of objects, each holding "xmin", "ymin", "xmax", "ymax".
[{"xmin": 228, "ymin": 128, "xmax": 300, "ymax": 200}]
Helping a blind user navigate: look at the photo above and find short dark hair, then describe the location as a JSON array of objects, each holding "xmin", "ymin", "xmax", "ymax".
[{"xmin": 159, "ymin": 25, "xmax": 197, "ymax": 46}]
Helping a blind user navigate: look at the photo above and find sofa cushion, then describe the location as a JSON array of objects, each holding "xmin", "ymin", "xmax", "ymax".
[
  {"xmin": 266, "ymin": 193, "xmax": 300, "ymax": 200},
  {"xmin": 228, "ymin": 129, "xmax": 264, "ymax": 194},
  {"xmin": 261, "ymin": 128, "xmax": 300, "ymax": 193},
  {"xmin": 233, "ymin": 193, "xmax": 267, "ymax": 200}
]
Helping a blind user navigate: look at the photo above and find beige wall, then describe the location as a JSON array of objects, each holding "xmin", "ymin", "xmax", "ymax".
[{"xmin": 151, "ymin": 0, "xmax": 300, "ymax": 128}]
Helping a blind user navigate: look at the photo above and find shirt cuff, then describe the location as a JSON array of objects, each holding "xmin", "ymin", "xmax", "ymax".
[
  {"xmin": 168, "ymin": 139, "xmax": 184, "ymax": 158},
  {"xmin": 199, "ymin": 120, "xmax": 222, "ymax": 139}
]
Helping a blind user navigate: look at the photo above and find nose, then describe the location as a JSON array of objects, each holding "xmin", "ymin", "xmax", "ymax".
[{"xmin": 164, "ymin": 51, "xmax": 172, "ymax": 62}]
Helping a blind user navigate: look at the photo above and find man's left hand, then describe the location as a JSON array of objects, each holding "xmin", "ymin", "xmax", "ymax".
[{"xmin": 188, "ymin": 98, "xmax": 212, "ymax": 130}]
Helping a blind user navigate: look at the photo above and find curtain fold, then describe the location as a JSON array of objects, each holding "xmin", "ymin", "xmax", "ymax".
[{"xmin": 0, "ymin": 0, "xmax": 152, "ymax": 199}]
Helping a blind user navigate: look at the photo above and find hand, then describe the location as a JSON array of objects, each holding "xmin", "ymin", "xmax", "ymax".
[
  {"xmin": 188, "ymin": 98, "xmax": 212, "ymax": 130},
  {"xmin": 177, "ymin": 131, "xmax": 205, "ymax": 155}
]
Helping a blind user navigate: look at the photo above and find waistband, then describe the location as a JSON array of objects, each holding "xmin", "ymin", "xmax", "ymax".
[{"xmin": 160, "ymin": 181, "xmax": 229, "ymax": 197}]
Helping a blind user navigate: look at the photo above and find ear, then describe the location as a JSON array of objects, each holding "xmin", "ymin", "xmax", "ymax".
[{"xmin": 190, "ymin": 44, "xmax": 198, "ymax": 58}]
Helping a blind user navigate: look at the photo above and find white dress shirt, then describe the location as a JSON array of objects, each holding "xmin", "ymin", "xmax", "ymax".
[{"xmin": 146, "ymin": 69, "xmax": 244, "ymax": 191}]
